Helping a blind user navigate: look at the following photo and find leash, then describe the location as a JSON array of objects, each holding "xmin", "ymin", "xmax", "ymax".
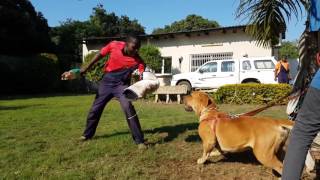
[
  {"xmin": 238, "ymin": 93, "xmax": 290, "ymax": 116},
  {"xmin": 238, "ymin": 90, "xmax": 302, "ymax": 117}
]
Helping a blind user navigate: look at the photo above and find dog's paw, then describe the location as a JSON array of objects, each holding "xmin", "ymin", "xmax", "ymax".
[
  {"xmin": 197, "ymin": 157, "xmax": 206, "ymax": 164},
  {"xmin": 209, "ymin": 149, "xmax": 221, "ymax": 157}
]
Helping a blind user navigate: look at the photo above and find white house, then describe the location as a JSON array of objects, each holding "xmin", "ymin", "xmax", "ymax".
[{"xmin": 82, "ymin": 25, "xmax": 283, "ymax": 85}]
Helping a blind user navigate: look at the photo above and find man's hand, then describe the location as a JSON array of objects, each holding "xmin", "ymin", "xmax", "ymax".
[{"xmin": 61, "ymin": 71, "xmax": 75, "ymax": 80}]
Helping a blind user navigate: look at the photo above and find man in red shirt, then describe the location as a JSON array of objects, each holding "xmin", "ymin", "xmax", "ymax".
[{"xmin": 79, "ymin": 35, "xmax": 147, "ymax": 149}]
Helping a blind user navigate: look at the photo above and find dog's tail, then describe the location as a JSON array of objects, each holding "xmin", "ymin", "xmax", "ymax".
[{"xmin": 277, "ymin": 120, "xmax": 295, "ymax": 130}]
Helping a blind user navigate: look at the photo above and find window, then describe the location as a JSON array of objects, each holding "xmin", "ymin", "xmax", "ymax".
[
  {"xmin": 242, "ymin": 60, "xmax": 251, "ymax": 70},
  {"xmin": 190, "ymin": 52, "xmax": 233, "ymax": 72},
  {"xmin": 199, "ymin": 62, "xmax": 217, "ymax": 73},
  {"xmin": 163, "ymin": 57, "xmax": 172, "ymax": 73},
  {"xmin": 155, "ymin": 57, "xmax": 172, "ymax": 74},
  {"xmin": 254, "ymin": 60, "xmax": 275, "ymax": 69},
  {"xmin": 221, "ymin": 61, "xmax": 235, "ymax": 72}
]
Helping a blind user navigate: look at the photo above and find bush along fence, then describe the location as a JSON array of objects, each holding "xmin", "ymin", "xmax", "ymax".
[
  {"xmin": 0, "ymin": 54, "xmax": 60, "ymax": 94},
  {"xmin": 212, "ymin": 83, "xmax": 292, "ymax": 104},
  {"xmin": 0, "ymin": 53, "xmax": 91, "ymax": 95}
]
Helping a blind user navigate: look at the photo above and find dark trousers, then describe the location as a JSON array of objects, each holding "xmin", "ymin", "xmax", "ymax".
[
  {"xmin": 282, "ymin": 87, "xmax": 320, "ymax": 180},
  {"xmin": 83, "ymin": 74, "xmax": 144, "ymax": 144}
]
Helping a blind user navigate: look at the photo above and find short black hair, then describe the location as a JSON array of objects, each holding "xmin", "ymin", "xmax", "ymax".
[{"xmin": 125, "ymin": 35, "xmax": 141, "ymax": 45}]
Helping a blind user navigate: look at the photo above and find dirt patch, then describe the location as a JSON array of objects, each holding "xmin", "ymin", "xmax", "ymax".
[{"xmin": 146, "ymin": 140, "xmax": 316, "ymax": 180}]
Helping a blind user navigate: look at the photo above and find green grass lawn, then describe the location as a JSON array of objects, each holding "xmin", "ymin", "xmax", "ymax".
[{"xmin": 0, "ymin": 94, "xmax": 288, "ymax": 179}]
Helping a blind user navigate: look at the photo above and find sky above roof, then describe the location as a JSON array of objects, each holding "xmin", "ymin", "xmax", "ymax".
[{"xmin": 30, "ymin": 0, "xmax": 307, "ymax": 41}]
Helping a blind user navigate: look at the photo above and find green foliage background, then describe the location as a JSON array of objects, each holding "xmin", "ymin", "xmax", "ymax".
[
  {"xmin": 0, "ymin": 54, "xmax": 60, "ymax": 94},
  {"xmin": 139, "ymin": 44, "xmax": 162, "ymax": 73},
  {"xmin": 82, "ymin": 51, "xmax": 108, "ymax": 82},
  {"xmin": 0, "ymin": 0, "xmax": 52, "ymax": 55},
  {"xmin": 152, "ymin": 14, "xmax": 220, "ymax": 34},
  {"xmin": 213, "ymin": 83, "xmax": 292, "ymax": 104},
  {"xmin": 279, "ymin": 41, "xmax": 299, "ymax": 59}
]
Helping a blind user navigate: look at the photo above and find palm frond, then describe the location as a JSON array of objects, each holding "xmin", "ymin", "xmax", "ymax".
[{"xmin": 236, "ymin": 0, "xmax": 304, "ymax": 47}]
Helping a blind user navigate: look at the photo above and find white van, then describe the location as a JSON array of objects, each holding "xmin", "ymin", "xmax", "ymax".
[{"xmin": 170, "ymin": 56, "xmax": 278, "ymax": 91}]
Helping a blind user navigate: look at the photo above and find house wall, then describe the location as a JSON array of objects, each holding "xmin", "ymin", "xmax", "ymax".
[
  {"xmin": 82, "ymin": 29, "xmax": 273, "ymax": 75},
  {"xmin": 145, "ymin": 30, "xmax": 272, "ymax": 74}
]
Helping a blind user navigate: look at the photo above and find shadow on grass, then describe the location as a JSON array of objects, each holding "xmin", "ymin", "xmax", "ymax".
[
  {"xmin": 0, "ymin": 104, "xmax": 45, "ymax": 110},
  {"xmin": 145, "ymin": 122, "xmax": 198, "ymax": 143},
  {"xmin": 93, "ymin": 122, "xmax": 199, "ymax": 144},
  {"xmin": 204, "ymin": 150, "xmax": 260, "ymax": 165},
  {"xmin": 185, "ymin": 134, "xmax": 201, "ymax": 142}
]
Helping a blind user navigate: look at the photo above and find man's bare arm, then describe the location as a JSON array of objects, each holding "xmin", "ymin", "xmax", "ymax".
[{"xmin": 80, "ymin": 52, "xmax": 103, "ymax": 75}]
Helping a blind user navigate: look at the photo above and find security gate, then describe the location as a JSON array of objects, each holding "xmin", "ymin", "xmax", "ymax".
[{"xmin": 190, "ymin": 52, "xmax": 233, "ymax": 72}]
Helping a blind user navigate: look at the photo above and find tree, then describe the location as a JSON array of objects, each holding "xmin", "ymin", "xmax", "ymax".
[
  {"xmin": 88, "ymin": 4, "xmax": 145, "ymax": 37},
  {"xmin": 0, "ymin": 0, "xmax": 52, "ymax": 55},
  {"xmin": 139, "ymin": 45, "xmax": 162, "ymax": 73},
  {"xmin": 82, "ymin": 51, "xmax": 107, "ymax": 82},
  {"xmin": 50, "ymin": 4, "xmax": 146, "ymax": 70},
  {"xmin": 235, "ymin": 0, "xmax": 318, "ymax": 119},
  {"xmin": 152, "ymin": 14, "xmax": 220, "ymax": 34},
  {"xmin": 279, "ymin": 41, "xmax": 299, "ymax": 59},
  {"xmin": 236, "ymin": 0, "xmax": 303, "ymax": 47}
]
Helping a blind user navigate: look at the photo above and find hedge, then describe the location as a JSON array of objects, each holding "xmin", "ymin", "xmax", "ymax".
[
  {"xmin": 212, "ymin": 83, "xmax": 292, "ymax": 104},
  {"xmin": 82, "ymin": 51, "xmax": 108, "ymax": 83},
  {"xmin": 0, "ymin": 54, "xmax": 60, "ymax": 94}
]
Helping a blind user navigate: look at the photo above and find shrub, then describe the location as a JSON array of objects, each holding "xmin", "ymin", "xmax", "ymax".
[
  {"xmin": 139, "ymin": 44, "xmax": 162, "ymax": 73},
  {"xmin": 0, "ymin": 53, "xmax": 60, "ymax": 94},
  {"xmin": 82, "ymin": 51, "xmax": 108, "ymax": 82},
  {"xmin": 212, "ymin": 83, "xmax": 292, "ymax": 104}
]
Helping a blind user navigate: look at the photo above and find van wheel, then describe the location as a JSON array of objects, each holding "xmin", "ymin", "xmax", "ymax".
[
  {"xmin": 242, "ymin": 79, "xmax": 260, "ymax": 84},
  {"xmin": 177, "ymin": 81, "xmax": 192, "ymax": 93}
]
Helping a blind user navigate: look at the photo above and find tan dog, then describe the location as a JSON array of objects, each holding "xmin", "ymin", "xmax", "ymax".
[{"xmin": 183, "ymin": 91, "xmax": 294, "ymax": 175}]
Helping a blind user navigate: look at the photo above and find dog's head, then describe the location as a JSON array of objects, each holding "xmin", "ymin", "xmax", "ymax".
[{"xmin": 183, "ymin": 91, "xmax": 216, "ymax": 116}]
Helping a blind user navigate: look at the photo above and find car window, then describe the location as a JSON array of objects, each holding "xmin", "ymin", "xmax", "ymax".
[
  {"xmin": 221, "ymin": 61, "xmax": 235, "ymax": 72},
  {"xmin": 199, "ymin": 62, "xmax": 217, "ymax": 73},
  {"xmin": 254, "ymin": 60, "xmax": 275, "ymax": 69},
  {"xmin": 242, "ymin": 60, "xmax": 251, "ymax": 70}
]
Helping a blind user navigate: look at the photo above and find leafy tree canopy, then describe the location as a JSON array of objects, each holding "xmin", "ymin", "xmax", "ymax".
[
  {"xmin": 50, "ymin": 4, "xmax": 146, "ymax": 63},
  {"xmin": 152, "ymin": 14, "xmax": 220, "ymax": 34},
  {"xmin": 139, "ymin": 44, "xmax": 162, "ymax": 72},
  {"xmin": 279, "ymin": 41, "xmax": 299, "ymax": 59},
  {"xmin": 235, "ymin": 0, "xmax": 303, "ymax": 47},
  {"xmin": 0, "ymin": 0, "xmax": 52, "ymax": 55}
]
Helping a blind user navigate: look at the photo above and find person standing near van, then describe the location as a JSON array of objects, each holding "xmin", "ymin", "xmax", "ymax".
[{"xmin": 274, "ymin": 56, "xmax": 291, "ymax": 84}]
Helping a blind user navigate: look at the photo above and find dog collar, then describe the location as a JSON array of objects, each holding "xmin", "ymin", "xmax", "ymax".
[{"xmin": 200, "ymin": 106, "xmax": 217, "ymax": 121}]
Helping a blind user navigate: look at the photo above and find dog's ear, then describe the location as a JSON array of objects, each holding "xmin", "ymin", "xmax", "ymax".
[
  {"xmin": 208, "ymin": 97, "xmax": 213, "ymax": 105},
  {"xmin": 207, "ymin": 96, "xmax": 216, "ymax": 108}
]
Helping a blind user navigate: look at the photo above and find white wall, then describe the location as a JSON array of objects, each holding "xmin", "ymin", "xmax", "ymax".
[
  {"xmin": 82, "ymin": 30, "xmax": 273, "ymax": 75},
  {"xmin": 147, "ymin": 31, "xmax": 272, "ymax": 74}
]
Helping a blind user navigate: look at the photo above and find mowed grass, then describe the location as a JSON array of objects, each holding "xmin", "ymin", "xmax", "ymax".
[{"xmin": 0, "ymin": 94, "xmax": 288, "ymax": 179}]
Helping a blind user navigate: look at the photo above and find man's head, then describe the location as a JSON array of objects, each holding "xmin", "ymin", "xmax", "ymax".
[
  {"xmin": 282, "ymin": 55, "xmax": 288, "ymax": 62},
  {"xmin": 125, "ymin": 35, "xmax": 141, "ymax": 56}
]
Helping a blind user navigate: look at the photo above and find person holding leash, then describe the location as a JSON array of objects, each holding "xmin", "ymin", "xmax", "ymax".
[
  {"xmin": 63, "ymin": 35, "xmax": 147, "ymax": 149},
  {"xmin": 282, "ymin": 68, "xmax": 320, "ymax": 179}
]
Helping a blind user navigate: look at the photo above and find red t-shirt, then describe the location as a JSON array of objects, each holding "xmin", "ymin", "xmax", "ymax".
[{"xmin": 100, "ymin": 41, "xmax": 145, "ymax": 74}]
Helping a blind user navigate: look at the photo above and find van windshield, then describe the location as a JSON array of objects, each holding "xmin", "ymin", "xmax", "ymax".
[
  {"xmin": 254, "ymin": 60, "xmax": 275, "ymax": 69},
  {"xmin": 199, "ymin": 62, "xmax": 217, "ymax": 73}
]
